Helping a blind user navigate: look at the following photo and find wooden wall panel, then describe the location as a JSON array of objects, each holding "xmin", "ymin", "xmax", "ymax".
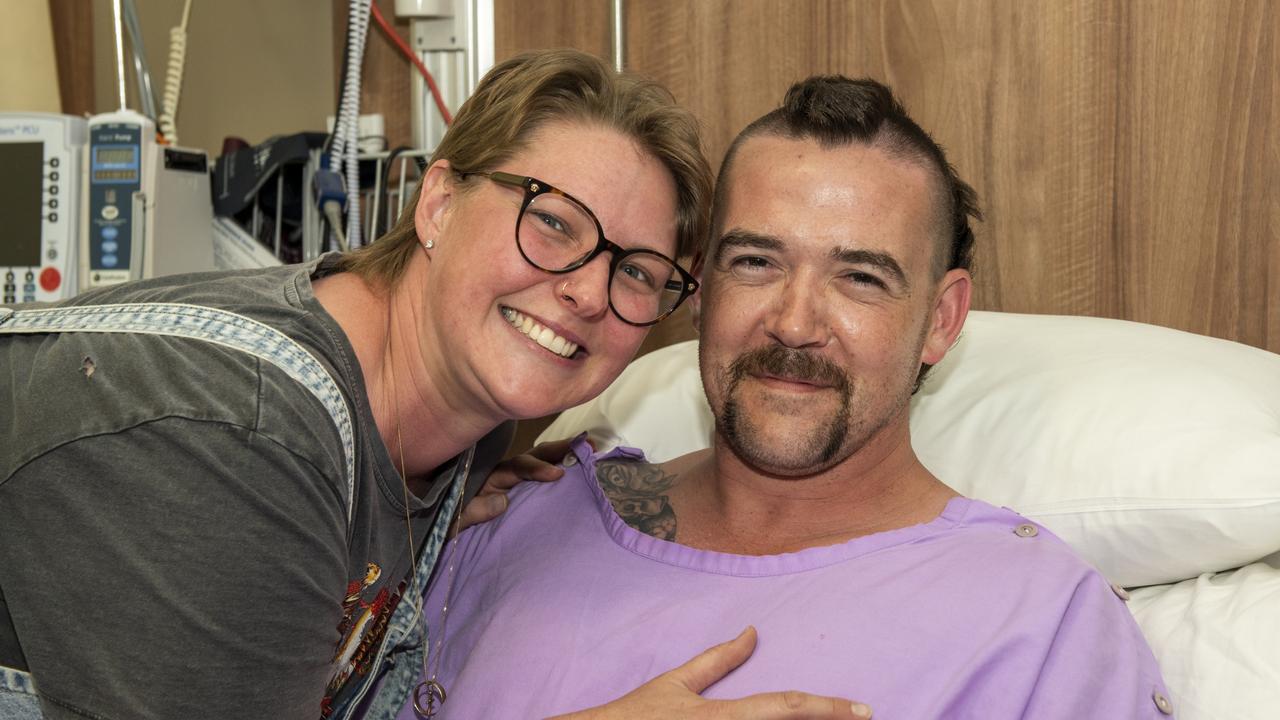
[
  {"xmin": 48, "ymin": 0, "xmax": 95, "ymax": 116},
  {"xmin": 481, "ymin": 0, "xmax": 1280, "ymax": 453},
  {"xmin": 1114, "ymin": 0, "xmax": 1277, "ymax": 349},
  {"xmin": 495, "ymin": 0, "xmax": 612, "ymax": 60},
  {"xmin": 938, "ymin": 0, "xmax": 1128, "ymax": 319},
  {"xmin": 629, "ymin": 1, "xmax": 873, "ymax": 169},
  {"xmin": 627, "ymin": 0, "xmax": 1278, "ymax": 354},
  {"xmin": 365, "ymin": 1, "xmax": 1277, "ymax": 353}
]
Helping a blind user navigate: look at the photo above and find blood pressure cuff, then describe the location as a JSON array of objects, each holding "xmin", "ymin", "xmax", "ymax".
[{"xmin": 212, "ymin": 131, "xmax": 328, "ymax": 217}]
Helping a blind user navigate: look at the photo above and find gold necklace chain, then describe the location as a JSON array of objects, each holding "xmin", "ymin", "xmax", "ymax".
[{"xmin": 388, "ymin": 326, "xmax": 463, "ymax": 718}]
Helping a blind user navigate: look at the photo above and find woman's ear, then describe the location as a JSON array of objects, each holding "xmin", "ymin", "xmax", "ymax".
[{"xmin": 414, "ymin": 159, "xmax": 456, "ymax": 249}]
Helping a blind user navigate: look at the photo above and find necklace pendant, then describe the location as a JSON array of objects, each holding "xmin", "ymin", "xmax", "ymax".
[{"xmin": 413, "ymin": 679, "xmax": 448, "ymax": 718}]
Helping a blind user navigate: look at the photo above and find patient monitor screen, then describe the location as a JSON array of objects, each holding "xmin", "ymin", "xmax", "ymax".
[{"xmin": 0, "ymin": 142, "xmax": 44, "ymax": 267}]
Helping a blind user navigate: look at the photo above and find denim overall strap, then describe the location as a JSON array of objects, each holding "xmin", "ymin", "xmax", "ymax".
[
  {"xmin": 0, "ymin": 665, "xmax": 40, "ymax": 719},
  {"xmin": 336, "ymin": 445, "xmax": 472, "ymax": 720},
  {"xmin": 1, "ymin": 303, "xmax": 467, "ymax": 719},
  {"xmin": 0, "ymin": 303, "xmax": 356, "ymax": 528}
]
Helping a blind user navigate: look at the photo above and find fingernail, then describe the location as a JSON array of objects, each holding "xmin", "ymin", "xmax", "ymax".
[
  {"xmin": 488, "ymin": 494, "xmax": 507, "ymax": 515},
  {"xmin": 851, "ymin": 702, "xmax": 873, "ymax": 718}
]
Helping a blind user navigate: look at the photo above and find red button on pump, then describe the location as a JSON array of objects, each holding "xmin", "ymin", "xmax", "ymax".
[{"xmin": 39, "ymin": 266, "xmax": 61, "ymax": 292}]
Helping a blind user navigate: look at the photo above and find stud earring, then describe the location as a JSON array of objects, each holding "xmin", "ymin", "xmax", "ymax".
[{"xmin": 423, "ymin": 239, "xmax": 435, "ymax": 249}]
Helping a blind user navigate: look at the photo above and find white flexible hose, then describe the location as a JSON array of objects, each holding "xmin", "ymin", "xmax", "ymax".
[
  {"xmin": 158, "ymin": 0, "xmax": 193, "ymax": 145},
  {"xmin": 331, "ymin": 0, "xmax": 372, "ymax": 248},
  {"xmin": 345, "ymin": 2, "xmax": 371, "ymax": 248},
  {"xmin": 330, "ymin": 0, "xmax": 364, "ymax": 170}
]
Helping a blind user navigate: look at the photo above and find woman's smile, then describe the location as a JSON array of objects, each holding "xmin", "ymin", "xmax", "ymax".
[{"xmin": 500, "ymin": 305, "xmax": 584, "ymax": 359}]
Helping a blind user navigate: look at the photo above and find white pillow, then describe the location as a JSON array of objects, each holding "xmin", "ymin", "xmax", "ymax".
[
  {"xmin": 540, "ymin": 311, "xmax": 1280, "ymax": 587},
  {"xmin": 1127, "ymin": 557, "xmax": 1280, "ymax": 720},
  {"xmin": 913, "ymin": 312, "xmax": 1280, "ymax": 586},
  {"xmin": 545, "ymin": 339, "xmax": 711, "ymax": 463}
]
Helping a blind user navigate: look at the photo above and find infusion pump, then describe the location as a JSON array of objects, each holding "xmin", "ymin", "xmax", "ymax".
[
  {"xmin": 83, "ymin": 110, "xmax": 213, "ymax": 288},
  {"xmin": 0, "ymin": 113, "xmax": 85, "ymax": 303},
  {"xmin": 0, "ymin": 111, "xmax": 215, "ymax": 303}
]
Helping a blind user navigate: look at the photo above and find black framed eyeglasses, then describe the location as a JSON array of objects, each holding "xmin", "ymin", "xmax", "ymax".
[{"xmin": 466, "ymin": 171, "xmax": 699, "ymax": 327}]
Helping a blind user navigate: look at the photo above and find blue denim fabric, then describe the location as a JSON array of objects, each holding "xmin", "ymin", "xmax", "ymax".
[
  {"xmin": 336, "ymin": 448, "xmax": 469, "ymax": 720},
  {"xmin": 0, "ymin": 667, "xmax": 39, "ymax": 719}
]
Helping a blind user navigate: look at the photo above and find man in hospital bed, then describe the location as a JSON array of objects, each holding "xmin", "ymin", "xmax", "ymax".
[{"xmin": 397, "ymin": 76, "xmax": 1174, "ymax": 719}]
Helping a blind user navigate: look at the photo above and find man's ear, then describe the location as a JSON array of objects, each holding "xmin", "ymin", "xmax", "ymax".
[
  {"xmin": 414, "ymin": 160, "xmax": 456, "ymax": 248},
  {"xmin": 920, "ymin": 268, "xmax": 971, "ymax": 366}
]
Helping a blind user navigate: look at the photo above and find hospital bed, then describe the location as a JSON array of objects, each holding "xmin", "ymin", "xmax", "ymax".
[{"xmin": 540, "ymin": 311, "xmax": 1280, "ymax": 720}]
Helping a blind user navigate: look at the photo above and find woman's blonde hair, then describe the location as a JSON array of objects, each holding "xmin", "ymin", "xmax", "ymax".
[{"xmin": 335, "ymin": 49, "xmax": 712, "ymax": 286}]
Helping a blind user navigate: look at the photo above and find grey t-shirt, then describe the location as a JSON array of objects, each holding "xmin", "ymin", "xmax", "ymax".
[{"xmin": 0, "ymin": 258, "xmax": 510, "ymax": 719}]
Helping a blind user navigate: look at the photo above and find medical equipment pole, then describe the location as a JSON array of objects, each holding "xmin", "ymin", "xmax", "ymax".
[
  {"xmin": 610, "ymin": 0, "xmax": 625, "ymax": 72},
  {"xmin": 112, "ymin": 0, "xmax": 128, "ymax": 111},
  {"xmin": 121, "ymin": 0, "xmax": 160, "ymax": 122},
  {"xmin": 398, "ymin": 0, "xmax": 492, "ymax": 151}
]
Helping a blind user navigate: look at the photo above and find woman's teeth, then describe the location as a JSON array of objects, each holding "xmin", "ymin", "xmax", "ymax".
[{"xmin": 501, "ymin": 308, "xmax": 579, "ymax": 358}]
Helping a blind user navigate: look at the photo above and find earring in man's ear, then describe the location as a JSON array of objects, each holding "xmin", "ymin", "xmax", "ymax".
[{"xmin": 423, "ymin": 239, "xmax": 435, "ymax": 250}]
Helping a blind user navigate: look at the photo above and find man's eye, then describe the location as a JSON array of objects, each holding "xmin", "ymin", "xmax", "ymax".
[
  {"xmin": 847, "ymin": 271, "xmax": 886, "ymax": 289},
  {"xmin": 731, "ymin": 256, "xmax": 771, "ymax": 271}
]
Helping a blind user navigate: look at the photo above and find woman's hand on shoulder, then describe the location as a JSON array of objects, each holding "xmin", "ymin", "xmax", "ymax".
[
  {"xmin": 458, "ymin": 438, "xmax": 577, "ymax": 531},
  {"xmin": 548, "ymin": 627, "xmax": 873, "ymax": 720}
]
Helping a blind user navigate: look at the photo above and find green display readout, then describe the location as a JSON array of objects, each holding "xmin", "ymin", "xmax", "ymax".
[
  {"xmin": 94, "ymin": 169, "xmax": 138, "ymax": 182},
  {"xmin": 95, "ymin": 147, "xmax": 136, "ymax": 165}
]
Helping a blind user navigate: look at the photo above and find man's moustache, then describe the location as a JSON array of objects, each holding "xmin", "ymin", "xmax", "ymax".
[{"xmin": 728, "ymin": 345, "xmax": 850, "ymax": 392}]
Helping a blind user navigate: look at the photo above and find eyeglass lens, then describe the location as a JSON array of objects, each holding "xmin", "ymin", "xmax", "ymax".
[{"xmin": 518, "ymin": 192, "xmax": 683, "ymax": 324}]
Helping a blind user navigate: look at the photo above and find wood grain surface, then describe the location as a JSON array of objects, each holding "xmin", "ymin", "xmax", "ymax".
[
  {"xmin": 495, "ymin": 0, "xmax": 613, "ymax": 59},
  {"xmin": 623, "ymin": 0, "xmax": 1278, "ymax": 354},
  {"xmin": 337, "ymin": 1, "xmax": 1279, "ymax": 354},
  {"xmin": 484, "ymin": 0, "xmax": 1277, "ymax": 452},
  {"xmin": 48, "ymin": 0, "xmax": 96, "ymax": 117}
]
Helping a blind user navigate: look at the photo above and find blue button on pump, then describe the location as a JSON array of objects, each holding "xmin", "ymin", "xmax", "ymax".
[
  {"xmin": 102, "ymin": 254, "xmax": 118, "ymax": 268},
  {"xmin": 101, "ymin": 240, "xmax": 118, "ymax": 254},
  {"xmin": 101, "ymin": 226, "xmax": 119, "ymax": 241}
]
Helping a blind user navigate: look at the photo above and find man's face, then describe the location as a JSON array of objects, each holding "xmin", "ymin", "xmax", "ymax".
[{"xmin": 697, "ymin": 135, "xmax": 969, "ymax": 477}]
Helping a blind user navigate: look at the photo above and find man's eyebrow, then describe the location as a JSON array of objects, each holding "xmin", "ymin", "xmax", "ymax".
[
  {"xmin": 713, "ymin": 230, "xmax": 783, "ymax": 260},
  {"xmin": 831, "ymin": 247, "xmax": 908, "ymax": 289}
]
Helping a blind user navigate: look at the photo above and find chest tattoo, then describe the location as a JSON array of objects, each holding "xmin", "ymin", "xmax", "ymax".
[{"xmin": 596, "ymin": 461, "xmax": 680, "ymax": 541}]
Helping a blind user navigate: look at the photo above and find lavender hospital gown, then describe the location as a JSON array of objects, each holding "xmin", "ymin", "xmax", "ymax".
[{"xmin": 397, "ymin": 437, "xmax": 1173, "ymax": 719}]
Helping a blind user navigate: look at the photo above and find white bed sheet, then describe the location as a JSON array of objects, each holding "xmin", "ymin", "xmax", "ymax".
[{"xmin": 1128, "ymin": 555, "xmax": 1280, "ymax": 720}]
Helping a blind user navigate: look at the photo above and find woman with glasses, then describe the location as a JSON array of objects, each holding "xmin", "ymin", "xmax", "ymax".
[{"xmin": 0, "ymin": 49, "xmax": 858, "ymax": 720}]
